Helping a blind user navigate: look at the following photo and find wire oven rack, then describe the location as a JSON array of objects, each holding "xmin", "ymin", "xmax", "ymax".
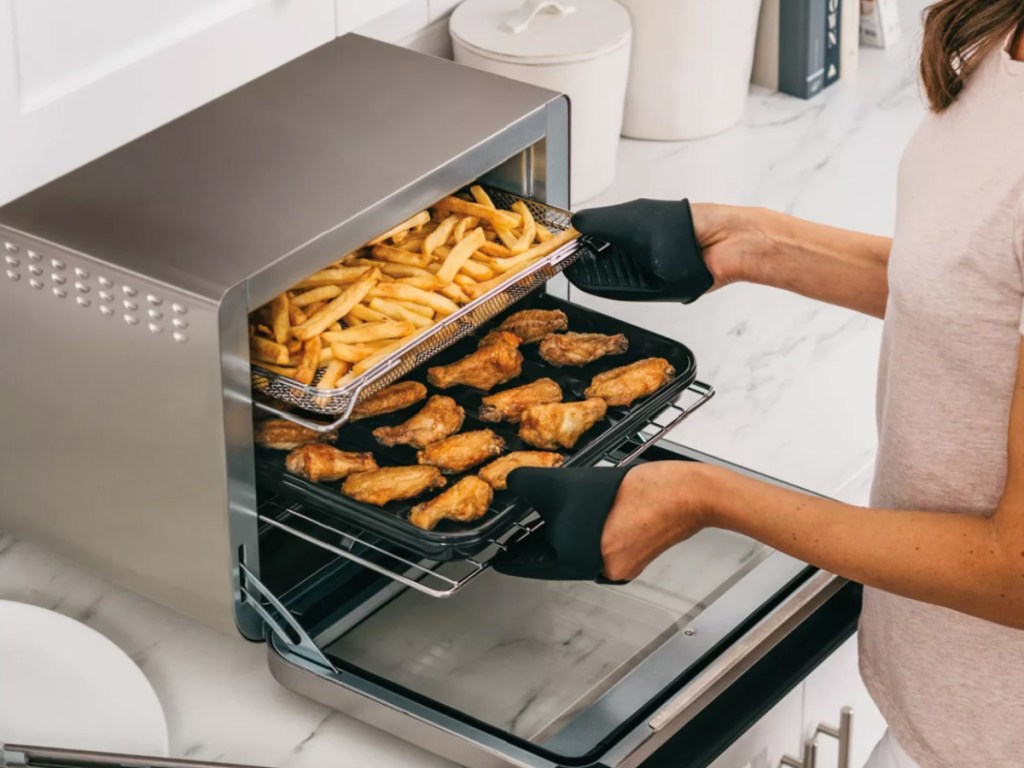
[
  {"xmin": 251, "ymin": 189, "xmax": 587, "ymax": 432},
  {"xmin": 256, "ymin": 381, "xmax": 714, "ymax": 599}
]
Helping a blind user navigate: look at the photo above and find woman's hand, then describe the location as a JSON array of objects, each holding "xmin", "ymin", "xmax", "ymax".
[
  {"xmin": 690, "ymin": 203, "xmax": 778, "ymax": 291},
  {"xmin": 599, "ymin": 461, "xmax": 713, "ymax": 581}
]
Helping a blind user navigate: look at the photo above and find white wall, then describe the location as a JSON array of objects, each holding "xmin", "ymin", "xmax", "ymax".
[{"xmin": 0, "ymin": 0, "xmax": 463, "ymax": 205}]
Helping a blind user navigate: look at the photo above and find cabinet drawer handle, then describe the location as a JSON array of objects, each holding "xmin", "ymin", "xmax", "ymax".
[{"xmin": 780, "ymin": 706, "xmax": 853, "ymax": 768}]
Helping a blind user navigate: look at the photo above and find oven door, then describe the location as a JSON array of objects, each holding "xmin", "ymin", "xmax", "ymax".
[{"xmin": 262, "ymin": 443, "xmax": 855, "ymax": 768}]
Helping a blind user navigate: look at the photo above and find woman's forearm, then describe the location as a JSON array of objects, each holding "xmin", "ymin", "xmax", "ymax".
[
  {"xmin": 696, "ymin": 464, "xmax": 1024, "ymax": 629},
  {"xmin": 700, "ymin": 205, "xmax": 893, "ymax": 318}
]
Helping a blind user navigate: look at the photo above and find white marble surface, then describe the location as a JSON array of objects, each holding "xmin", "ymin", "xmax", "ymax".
[{"xmin": 0, "ymin": 8, "xmax": 927, "ymax": 766}]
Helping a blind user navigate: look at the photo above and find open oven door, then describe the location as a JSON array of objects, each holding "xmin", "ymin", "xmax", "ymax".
[
  {"xmin": 0, "ymin": 745, "xmax": 260, "ymax": 768},
  {"xmin": 258, "ymin": 443, "xmax": 861, "ymax": 768}
]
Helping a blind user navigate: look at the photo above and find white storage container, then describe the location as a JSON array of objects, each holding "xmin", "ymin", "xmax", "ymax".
[
  {"xmin": 450, "ymin": 0, "xmax": 631, "ymax": 204},
  {"xmin": 618, "ymin": 0, "xmax": 762, "ymax": 140}
]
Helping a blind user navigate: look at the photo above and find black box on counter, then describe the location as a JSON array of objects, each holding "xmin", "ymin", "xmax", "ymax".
[
  {"xmin": 825, "ymin": 0, "xmax": 841, "ymax": 87},
  {"xmin": 778, "ymin": 0, "xmax": 827, "ymax": 99}
]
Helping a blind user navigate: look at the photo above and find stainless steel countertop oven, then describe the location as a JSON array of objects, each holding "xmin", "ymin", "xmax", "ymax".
[{"xmin": 0, "ymin": 35, "xmax": 856, "ymax": 768}]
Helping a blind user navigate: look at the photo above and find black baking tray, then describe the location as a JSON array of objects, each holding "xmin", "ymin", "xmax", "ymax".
[{"xmin": 255, "ymin": 293, "xmax": 697, "ymax": 560}]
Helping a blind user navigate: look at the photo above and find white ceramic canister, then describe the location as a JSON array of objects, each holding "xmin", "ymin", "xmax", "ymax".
[
  {"xmin": 450, "ymin": 0, "xmax": 632, "ymax": 205},
  {"xmin": 618, "ymin": 0, "xmax": 762, "ymax": 140}
]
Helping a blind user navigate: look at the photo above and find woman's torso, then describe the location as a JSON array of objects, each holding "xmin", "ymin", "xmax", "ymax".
[{"xmin": 861, "ymin": 34, "xmax": 1024, "ymax": 768}]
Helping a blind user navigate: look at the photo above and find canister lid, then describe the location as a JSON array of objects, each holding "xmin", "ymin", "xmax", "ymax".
[{"xmin": 450, "ymin": 0, "xmax": 630, "ymax": 65}]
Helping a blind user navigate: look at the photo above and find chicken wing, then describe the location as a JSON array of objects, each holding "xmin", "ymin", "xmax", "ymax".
[
  {"xmin": 372, "ymin": 395, "xmax": 465, "ymax": 449},
  {"xmin": 285, "ymin": 444, "xmax": 378, "ymax": 482},
  {"xmin": 254, "ymin": 419, "xmax": 338, "ymax": 450},
  {"xmin": 478, "ymin": 451, "xmax": 564, "ymax": 491},
  {"xmin": 342, "ymin": 465, "xmax": 446, "ymax": 506},
  {"xmin": 427, "ymin": 341, "xmax": 523, "ymax": 391},
  {"xmin": 478, "ymin": 378, "xmax": 563, "ymax": 423},
  {"xmin": 497, "ymin": 308, "xmax": 569, "ymax": 343},
  {"xmin": 409, "ymin": 476, "xmax": 493, "ymax": 530},
  {"xmin": 416, "ymin": 429, "xmax": 505, "ymax": 473},
  {"xmin": 538, "ymin": 332, "xmax": 628, "ymax": 367},
  {"xmin": 585, "ymin": 358, "xmax": 676, "ymax": 406},
  {"xmin": 351, "ymin": 381, "xmax": 427, "ymax": 421},
  {"xmin": 477, "ymin": 329, "xmax": 522, "ymax": 349},
  {"xmin": 518, "ymin": 398, "xmax": 608, "ymax": 450}
]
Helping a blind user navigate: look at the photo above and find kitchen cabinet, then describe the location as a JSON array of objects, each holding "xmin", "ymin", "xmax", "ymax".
[
  {"xmin": 708, "ymin": 686, "xmax": 804, "ymax": 768},
  {"xmin": 801, "ymin": 635, "xmax": 886, "ymax": 767},
  {"xmin": 0, "ymin": 0, "xmax": 334, "ymax": 205}
]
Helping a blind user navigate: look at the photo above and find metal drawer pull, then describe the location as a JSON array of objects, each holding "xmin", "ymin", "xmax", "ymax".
[
  {"xmin": 781, "ymin": 738, "xmax": 817, "ymax": 768},
  {"xmin": 780, "ymin": 707, "xmax": 853, "ymax": 768},
  {"xmin": 817, "ymin": 707, "xmax": 853, "ymax": 768}
]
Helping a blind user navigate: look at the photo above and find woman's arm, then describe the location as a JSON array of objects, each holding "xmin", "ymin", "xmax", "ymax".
[
  {"xmin": 600, "ymin": 337, "xmax": 1024, "ymax": 629},
  {"xmin": 695, "ymin": 204, "xmax": 893, "ymax": 318}
]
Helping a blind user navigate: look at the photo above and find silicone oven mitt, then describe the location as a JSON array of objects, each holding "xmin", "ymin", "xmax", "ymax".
[
  {"xmin": 566, "ymin": 199, "xmax": 714, "ymax": 303},
  {"xmin": 492, "ymin": 466, "xmax": 632, "ymax": 583}
]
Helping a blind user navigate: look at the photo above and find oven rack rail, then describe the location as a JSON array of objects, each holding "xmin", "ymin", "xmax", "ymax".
[
  {"xmin": 255, "ymin": 381, "xmax": 714, "ymax": 601},
  {"xmin": 251, "ymin": 188, "xmax": 587, "ymax": 431}
]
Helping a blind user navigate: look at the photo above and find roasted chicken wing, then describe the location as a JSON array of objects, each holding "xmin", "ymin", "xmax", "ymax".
[
  {"xmin": 538, "ymin": 332, "xmax": 628, "ymax": 367},
  {"xmin": 427, "ymin": 341, "xmax": 523, "ymax": 391},
  {"xmin": 342, "ymin": 465, "xmax": 446, "ymax": 506},
  {"xmin": 478, "ymin": 378, "xmax": 563, "ymax": 423},
  {"xmin": 416, "ymin": 429, "xmax": 505, "ymax": 473},
  {"xmin": 351, "ymin": 381, "xmax": 427, "ymax": 421},
  {"xmin": 478, "ymin": 451, "xmax": 564, "ymax": 490},
  {"xmin": 477, "ymin": 330, "xmax": 522, "ymax": 349},
  {"xmin": 585, "ymin": 358, "xmax": 675, "ymax": 406},
  {"xmin": 409, "ymin": 476, "xmax": 494, "ymax": 530},
  {"xmin": 372, "ymin": 395, "xmax": 465, "ymax": 449},
  {"xmin": 285, "ymin": 444, "xmax": 378, "ymax": 482},
  {"xmin": 254, "ymin": 419, "xmax": 338, "ymax": 450},
  {"xmin": 496, "ymin": 308, "xmax": 569, "ymax": 343},
  {"xmin": 518, "ymin": 398, "xmax": 608, "ymax": 450}
]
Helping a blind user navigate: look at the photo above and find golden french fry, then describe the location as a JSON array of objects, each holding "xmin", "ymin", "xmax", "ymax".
[
  {"xmin": 478, "ymin": 241, "xmax": 513, "ymax": 259},
  {"xmin": 352, "ymin": 337, "xmax": 412, "ymax": 376},
  {"xmin": 345, "ymin": 313, "xmax": 365, "ymax": 325},
  {"xmin": 535, "ymin": 222, "xmax": 554, "ymax": 242},
  {"xmin": 292, "ymin": 268, "xmax": 380, "ymax": 340},
  {"xmin": 431, "ymin": 248, "xmax": 494, "ymax": 280},
  {"xmin": 294, "ymin": 336, "xmax": 322, "ymax": 385},
  {"xmin": 330, "ymin": 341, "xmax": 391, "ymax": 363},
  {"xmin": 436, "ymin": 227, "xmax": 485, "ymax": 285},
  {"xmin": 451, "ymin": 216, "xmax": 479, "ymax": 243},
  {"xmin": 369, "ymin": 298, "xmax": 433, "ymax": 328},
  {"xmin": 469, "ymin": 185, "xmax": 495, "ymax": 208},
  {"xmin": 434, "ymin": 196, "xmax": 519, "ymax": 229},
  {"xmin": 251, "ymin": 336, "xmax": 291, "ymax": 365},
  {"xmin": 391, "ymin": 229, "xmax": 410, "ymax": 245},
  {"xmin": 423, "ymin": 215, "xmax": 459, "ymax": 258},
  {"xmin": 318, "ymin": 346, "xmax": 334, "ymax": 366},
  {"xmin": 304, "ymin": 300, "xmax": 326, "ymax": 316},
  {"xmin": 316, "ymin": 358, "xmax": 350, "ymax": 391},
  {"xmin": 369, "ymin": 282, "xmax": 459, "ymax": 316},
  {"xmin": 347, "ymin": 303, "xmax": 389, "ymax": 323},
  {"xmin": 287, "ymin": 339, "xmax": 302, "ymax": 355},
  {"xmin": 270, "ymin": 294, "xmax": 290, "ymax": 344},
  {"xmin": 368, "ymin": 211, "xmax": 431, "ymax": 245},
  {"xmin": 371, "ymin": 244, "xmax": 430, "ymax": 267},
  {"xmin": 322, "ymin": 321, "xmax": 415, "ymax": 344},
  {"xmin": 291, "ymin": 285, "xmax": 342, "ymax": 307},
  {"xmin": 294, "ymin": 266, "xmax": 375, "ymax": 290},
  {"xmin": 494, "ymin": 224, "xmax": 519, "ymax": 249},
  {"xmin": 396, "ymin": 276, "xmax": 445, "ymax": 291},
  {"xmin": 439, "ymin": 283, "xmax": 469, "ymax": 304},
  {"xmin": 488, "ymin": 226, "xmax": 579, "ymax": 274},
  {"xmin": 256, "ymin": 362, "xmax": 298, "ymax": 376},
  {"xmin": 288, "ymin": 304, "xmax": 308, "ymax": 325},
  {"xmin": 510, "ymin": 201, "xmax": 537, "ymax": 254},
  {"xmin": 398, "ymin": 236, "xmax": 427, "ymax": 252},
  {"xmin": 454, "ymin": 274, "xmax": 477, "ymax": 288}
]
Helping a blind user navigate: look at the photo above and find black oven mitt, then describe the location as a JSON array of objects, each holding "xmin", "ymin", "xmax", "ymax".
[
  {"xmin": 566, "ymin": 199, "xmax": 713, "ymax": 304},
  {"xmin": 492, "ymin": 466, "xmax": 632, "ymax": 584}
]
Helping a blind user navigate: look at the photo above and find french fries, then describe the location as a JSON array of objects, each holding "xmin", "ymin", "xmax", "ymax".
[{"xmin": 250, "ymin": 188, "xmax": 579, "ymax": 393}]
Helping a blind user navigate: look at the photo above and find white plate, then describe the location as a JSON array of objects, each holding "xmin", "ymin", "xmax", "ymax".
[{"xmin": 0, "ymin": 600, "xmax": 169, "ymax": 756}]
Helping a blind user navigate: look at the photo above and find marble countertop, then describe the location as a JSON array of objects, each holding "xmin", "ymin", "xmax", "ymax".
[{"xmin": 0, "ymin": 8, "xmax": 927, "ymax": 766}]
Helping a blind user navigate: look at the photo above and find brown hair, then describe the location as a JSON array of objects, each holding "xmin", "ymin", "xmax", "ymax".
[{"xmin": 920, "ymin": 0, "xmax": 1024, "ymax": 111}]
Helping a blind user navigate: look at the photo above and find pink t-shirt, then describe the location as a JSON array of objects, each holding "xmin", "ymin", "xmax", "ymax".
[{"xmin": 860, "ymin": 35, "xmax": 1024, "ymax": 768}]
